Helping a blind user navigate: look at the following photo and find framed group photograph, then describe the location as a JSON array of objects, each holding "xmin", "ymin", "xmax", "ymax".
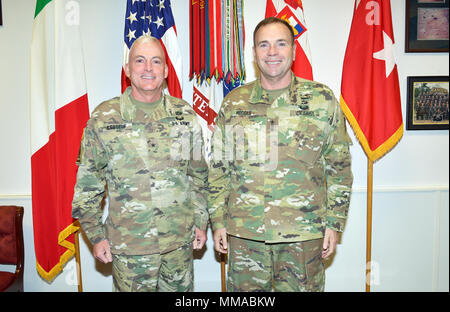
[
  {"xmin": 405, "ymin": 0, "xmax": 449, "ymax": 52},
  {"xmin": 406, "ymin": 76, "xmax": 449, "ymax": 130}
]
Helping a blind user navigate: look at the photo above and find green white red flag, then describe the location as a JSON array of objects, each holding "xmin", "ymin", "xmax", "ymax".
[
  {"xmin": 30, "ymin": 0, "xmax": 89, "ymax": 281},
  {"xmin": 340, "ymin": 0, "xmax": 403, "ymax": 161}
]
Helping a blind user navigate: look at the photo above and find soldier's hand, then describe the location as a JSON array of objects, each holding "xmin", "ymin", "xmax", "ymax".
[
  {"xmin": 322, "ymin": 228, "xmax": 338, "ymax": 259},
  {"xmin": 193, "ymin": 228, "xmax": 207, "ymax": 250},
  {"xmin": 93, "ymin": 239, "xmax": 112, "ymax": 263},
  {"xmin": 213, "ymin": 228, "xmax": 228, "ymax": 254}
]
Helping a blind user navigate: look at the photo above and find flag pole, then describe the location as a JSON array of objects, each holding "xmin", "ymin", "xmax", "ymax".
[
  {"xmin": 74, "ymin": 220, "xmax": 83, "ymax": 292},
  {"xmin": 365, "ymin": 158, "xmax": 373, "ymax": 292},
  {"xmin": 220, "ymin": 254, "xmax": 227, "ymax": 292}
]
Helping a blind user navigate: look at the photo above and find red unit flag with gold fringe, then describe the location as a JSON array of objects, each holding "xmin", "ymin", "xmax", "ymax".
[{"xmin": 340, "ymin": 0, "xmax": 403, "ymax": 161}]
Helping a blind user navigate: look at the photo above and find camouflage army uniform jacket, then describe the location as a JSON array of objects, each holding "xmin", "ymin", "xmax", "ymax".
[
  {"xmin": 72, "ymin": 87, "xmax": 208, "ymax": 255},
  {"xmin": 208, "ymin": 73, "xmax": 353, "ymax": 243}
]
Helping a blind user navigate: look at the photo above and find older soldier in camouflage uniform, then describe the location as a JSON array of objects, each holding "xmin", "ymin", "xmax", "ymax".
[
  {"xmin": 208, "ymin": 17, "xmax": 353, "ymax": 292},
  {"xmin": 72, "ymin": 36, "xmax": 208, "ymax": 292}
]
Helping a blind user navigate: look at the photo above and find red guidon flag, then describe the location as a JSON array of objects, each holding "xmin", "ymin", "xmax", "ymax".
[
  {"xmin": 340, "ymin": 0, "xmax": 403, "ymax": 161},
  {"xmin": 30, "ymin": 0, "xmax": 89, "ymax": 281},
  {"xmin": 265, "ymin": 0, "xmax": 313, "ymax": 80}
]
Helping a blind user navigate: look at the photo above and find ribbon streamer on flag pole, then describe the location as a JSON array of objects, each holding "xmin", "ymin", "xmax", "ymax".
[
  {"xmin": 190, "ymin": 0, "xmax": 245, "ymax": 85},
  {"xmin": 189, "ymin": 0, "xmax": 245, "ymax": 142},
  {"xmin": 340, "ymin": 0, "xmax": 403, "ymax": 291}
]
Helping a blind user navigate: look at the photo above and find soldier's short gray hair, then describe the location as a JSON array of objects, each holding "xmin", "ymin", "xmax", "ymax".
[{"xmin": 128, "ymin": 35, "xmax": 165, "ymax": 61}]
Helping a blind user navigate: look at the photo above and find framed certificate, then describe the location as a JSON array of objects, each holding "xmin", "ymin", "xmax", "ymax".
[{"xmin": 405, "ymin": 0, "xmax": 449, "ymax": 52}]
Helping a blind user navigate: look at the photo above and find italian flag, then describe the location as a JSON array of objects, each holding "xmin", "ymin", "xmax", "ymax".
[{"xmin": 30, "ymin": 0, "xmax": 89, "ymax": 282}]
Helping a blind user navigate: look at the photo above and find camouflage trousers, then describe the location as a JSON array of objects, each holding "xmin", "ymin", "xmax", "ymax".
[
  {"xmin": 227, "ymin": 236, "xmax": 324, "ymax": 292},
  {"xmin": 112, "ymin": 244, "xmax": 193, "ymax": 292}
]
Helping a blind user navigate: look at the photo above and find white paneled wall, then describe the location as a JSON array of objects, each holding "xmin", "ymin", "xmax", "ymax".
[
  {"xmin": 1, "ymin": 187, "xmax": 448, "ymax": 292},
  {"xmin": 0, "ymin": 0, "xmax": 448, "ymax": 292}
]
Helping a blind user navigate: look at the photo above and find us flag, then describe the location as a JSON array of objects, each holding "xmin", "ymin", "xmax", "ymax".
[{"xmin": 121, "ymin": 0, "xmax": 182, "ymax": 98}]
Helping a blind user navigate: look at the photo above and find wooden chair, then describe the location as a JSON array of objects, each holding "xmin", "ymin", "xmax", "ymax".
[{"xmin": 0, "ymin": 205, "xmax": 24, "ymax": 292}]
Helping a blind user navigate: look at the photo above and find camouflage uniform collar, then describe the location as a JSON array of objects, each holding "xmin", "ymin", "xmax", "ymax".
[
  {"xmin": 249, "ymin": 72, "xmax": 309, "ymax": 105},
  {"xmin": 120, "ymin": 87, "xmax": 166, "ymax": 122}
]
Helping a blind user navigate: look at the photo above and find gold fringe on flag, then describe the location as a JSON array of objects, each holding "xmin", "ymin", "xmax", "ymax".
[
  {"xmin": 36, "ymin": 222, "xmax": 80, "ymax": 282},
  {"xmin": 340, "ymin": 96, "xmax": 404, "ymax": 162}
]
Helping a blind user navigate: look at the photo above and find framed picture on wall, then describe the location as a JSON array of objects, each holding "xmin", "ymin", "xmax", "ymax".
[
  {"xmin": 405, "ymin": 0, "xmax": 449, "ymax": 52},
  {"xmin": 0, "ymin": 0, "xmax": 3, "ymax": 26},
  {"xmin": 407, "ymin": 76, "xmax": 449, "ymax": 130}
]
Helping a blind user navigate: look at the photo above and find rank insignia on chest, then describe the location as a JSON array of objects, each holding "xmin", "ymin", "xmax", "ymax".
[
  {"xmin": 175, "ymin": 111, "xmax": 184, "ymax": 121},
  {"xmin": 297, "ymin": 94, "xmax": 312, "ymax": 110},
  {"xmin": 294, "ymin": 100, "xmax": 310, "ymax": 111}
]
